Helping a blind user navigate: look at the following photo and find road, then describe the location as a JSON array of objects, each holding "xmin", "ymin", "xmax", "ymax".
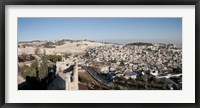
[
  {"xmin": 84, "ymin": 67, "xmax": 114, "ymax": 87},
  {"xmin": 157, "ymin": 73, "xmax": 182, "ymax": 79}
]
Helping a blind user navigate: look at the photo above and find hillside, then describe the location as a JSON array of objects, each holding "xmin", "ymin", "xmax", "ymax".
[{"xmin": 18, "ymin": 39, "xmax": 113, "ymax": 55}]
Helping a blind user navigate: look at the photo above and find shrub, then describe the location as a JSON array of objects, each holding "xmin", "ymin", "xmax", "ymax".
[
  {"xmin": 78, "ymin": 75, "xmax": 90, "ymax": 84},
  {"xmin": 43, "ymin": 42, "xmax": 55, "ymax": 48},
  {"xmin": 54, "ymin": 40, "xmax": 66, "ymax": 46},
  {"xmin": 64, "ymin": 53, "xmax": 71, "ymax": 59},
  {"xmin": 47, "ymin": 55, "xmax": 62, "ymax": 62}
]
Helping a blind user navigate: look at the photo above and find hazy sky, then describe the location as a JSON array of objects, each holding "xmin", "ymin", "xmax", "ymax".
[{"xmin": 18, "ymin": 18, "xmax": 182, "ymax": 44}]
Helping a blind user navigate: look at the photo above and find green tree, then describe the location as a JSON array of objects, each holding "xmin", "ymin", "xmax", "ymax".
[
  {"xmin": 39, "ymin": 50, "xmax": 48, "ymax": 79},
  {"xmin": 47, "ymin": 55, "xmax": 62, "ymax": 62},
  {"xmin": 18, "ymin": 65, "xmax": 36, "ymax": 78}
]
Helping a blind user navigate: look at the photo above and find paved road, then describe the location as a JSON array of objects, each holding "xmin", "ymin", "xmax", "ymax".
[
  {"xmin": 157, "ymin": 73, "xmax": 182, "ymax": 79},
  {"xmin": 84, "ymin": 67, "xmax": 114, "ymax": 87}
]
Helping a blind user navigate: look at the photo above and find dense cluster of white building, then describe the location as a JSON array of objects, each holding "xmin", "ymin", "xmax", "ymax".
[{"xmin": 84, "ymin": 43, "xmax": 182, "ymax": 78}]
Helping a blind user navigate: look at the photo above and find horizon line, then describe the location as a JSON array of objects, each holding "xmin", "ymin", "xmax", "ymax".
[{"xmin": 18, "ymin": 38, "xmax": 182, "ymax": 45}]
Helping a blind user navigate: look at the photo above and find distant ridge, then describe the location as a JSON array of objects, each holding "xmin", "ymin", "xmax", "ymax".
[{"xmin": 126, "ymin": 42, "xmax": 153, "ymax": 46}]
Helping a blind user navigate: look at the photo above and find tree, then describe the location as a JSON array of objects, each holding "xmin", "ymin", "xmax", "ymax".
[
  {"xmin": 35, "ymin": 47, "xmax": 40, "ymax": 55},
  {"xmin": 39, "ymin": 50, "xmax": 48, "ymax": 79},
  {"xmin": 18, "ymin": 64, "xmax": 37, "ymax": 79}
]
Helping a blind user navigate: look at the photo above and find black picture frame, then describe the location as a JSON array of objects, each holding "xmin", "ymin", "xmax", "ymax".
[{"xmin": 0, "ymin": 0, "xmax": 199, "ymax": 108}]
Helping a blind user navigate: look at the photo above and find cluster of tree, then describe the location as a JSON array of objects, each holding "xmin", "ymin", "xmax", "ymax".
[
  {"xmin": 47, "ymin": 55, "xmax": 62, "ymax": 62},
  {"xmin": 42, "ymin": 40, "xmax": 68, "ymax": 48},
  {"xmin": 18, "ymin": 62, "xmax": 37, "ymax": 79},
  {"xmin": 43, "ymin": 42, "xmax": 56, "ymax": 48},
  {"xmin": 18, "ymin": 44, "xmax": 33, "ymax": 48},
  {"xmin": 54, "ymin": 40, "xmax": 66, "ymax": 46},
  {"xmin": 18, "ymin": 50, "xmax": 58, "ymax": 90},
  {"xmin": 18, "ymin": 54, "xmax": 36, "ymax": 62},
  {"xmin": 18, "ymin": 50, "xmax": 49, "ymax": 80}
]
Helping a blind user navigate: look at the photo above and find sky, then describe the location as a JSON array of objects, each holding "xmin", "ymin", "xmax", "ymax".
[{"xmin": 18, "ymin": 18, "xmax": 182, "ymax": 44}]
